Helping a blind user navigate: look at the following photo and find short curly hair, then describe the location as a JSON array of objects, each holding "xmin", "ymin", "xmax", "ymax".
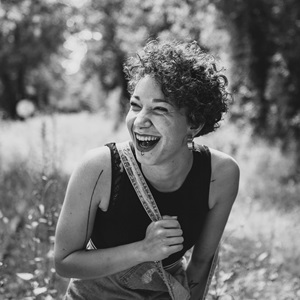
[{"xmin": 123, "ymin": 40, "xmax": 231, "ymax": 136}]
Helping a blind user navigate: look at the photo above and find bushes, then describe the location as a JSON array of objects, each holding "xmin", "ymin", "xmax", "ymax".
[{"xmin": 0, "ymin": 161, "xmax": 69, "ymax": 299}]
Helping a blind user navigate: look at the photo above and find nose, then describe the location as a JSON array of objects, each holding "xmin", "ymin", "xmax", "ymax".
[{"xmin": 134, "ymin": 109, "xmax": 152, "ymax": 128}]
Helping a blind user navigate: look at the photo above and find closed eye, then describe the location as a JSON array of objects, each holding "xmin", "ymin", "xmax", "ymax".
[
  {"xmin": 130, "ymin": 101, "xmax": 141, "ymax": 111},
  {"xmin": 154, "ymin": 107, "xmax": 169, "ymax": 114}
]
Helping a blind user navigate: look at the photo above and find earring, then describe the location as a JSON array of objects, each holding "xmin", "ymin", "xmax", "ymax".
[{"xmin": 187, "ymin": 135, "xmax": 195, "ymax": 151}]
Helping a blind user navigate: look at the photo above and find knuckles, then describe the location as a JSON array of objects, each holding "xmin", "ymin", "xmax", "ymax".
[{"xmin": 144, "ymin": 218, "xmax": 184, "ymax": 260}]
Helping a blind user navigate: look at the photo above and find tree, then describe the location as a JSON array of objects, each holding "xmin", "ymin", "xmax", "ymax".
[
  {"xmin": 81, "ymin": 0, "xmax": 130, "ymax": 126},
  {"xmin": 0, "ymin": 0, "xmax": 74, "ymax": 118},
  {"xmin": 81, "ymin": 0, "xmax": 212, "ymax": 126},
  {"xmin": 214, "ymin": 0, "xmax": 300, "ymax": 162}
]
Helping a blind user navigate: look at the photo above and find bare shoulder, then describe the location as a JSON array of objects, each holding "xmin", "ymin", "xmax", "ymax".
[
  {"xmin": 67, "ymin": 145, "xmax": 112, "ymax": 208},
  {"xmin": 209, "ymin": 148, "xmax": 239, "ymax": 178},
  {"xmin": 71, "ymin": 146, "xmax": 111, "ymax": 184},
  {"xmin": 78, "ymin": 146, "xmax": 111, "ymax": 175},
  {"xmin": 207, "ymin": 148, "xmax": 240, "ymax": 209}
]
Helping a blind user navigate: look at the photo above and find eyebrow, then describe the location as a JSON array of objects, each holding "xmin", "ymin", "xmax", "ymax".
[{"xmin": 132, "ymin": 95, "xmax": 171, "ymax": 104}]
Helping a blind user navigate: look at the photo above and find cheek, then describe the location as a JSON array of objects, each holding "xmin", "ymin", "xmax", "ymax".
[
  {"xmin": 168, "ymin": 121, "xmax": 189, "ymax": 139},
  {"xmin": 125, "ymin": 112, "xmax": 134, "ymax": 132}
]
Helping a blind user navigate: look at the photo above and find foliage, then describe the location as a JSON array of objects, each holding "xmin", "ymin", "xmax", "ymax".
[
  {"xmin": 0, "ymin": 164, "xmax": 69, "ymax": 299},
  {"xmin": 1, "ymin": 0, "xmax": 300, "ymax": 167},
  {"xmin": 0, "ymin": 0, "xmax": 75, "ymax": 118},
  {"xmin": 213, "ymin": 0, "xmax": 300, "ymax": 163},
  {"xmin": 80, "ymin": 0, "xmax": 215, "ymax": 124}
]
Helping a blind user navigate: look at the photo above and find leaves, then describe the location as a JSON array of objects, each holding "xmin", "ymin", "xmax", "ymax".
[
  {"xmin": 0, "ymin": 0, "xmax": 75, "ymax": 117},
  {"xmin": 214, "ymin": 0, "xmax": 300, "ymax": 159},
  {"xmin": 16, "ymin": 273, "xmax": 34, "ymax": 281},
  {"xmin": 33, "ymin": 286, "xmax": 47, "ymax": 296}
]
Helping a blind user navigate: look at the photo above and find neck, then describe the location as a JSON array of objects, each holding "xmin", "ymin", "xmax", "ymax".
[{"xmin": 141, "ymin": 150, "xmax": 194, "ymax": 192}]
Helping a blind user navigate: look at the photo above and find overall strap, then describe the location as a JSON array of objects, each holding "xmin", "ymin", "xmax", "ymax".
[
  {"xmin": 116, "ymin": 141, "xmax": 162, "ymax": 222},
  {"xmin": 116, "ymin": 141, "xmax": 178, "ymax": 300}
]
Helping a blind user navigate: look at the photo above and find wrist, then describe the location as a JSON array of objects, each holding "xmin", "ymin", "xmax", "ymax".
[{"xmin": 134, "ymin": 240, "xmax": 148, "ymax": 264}]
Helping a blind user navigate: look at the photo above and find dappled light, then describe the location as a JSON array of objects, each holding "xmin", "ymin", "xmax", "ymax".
[{"xmin": 1, "ymin": 0, "xmax": 300, "ymax": 299}]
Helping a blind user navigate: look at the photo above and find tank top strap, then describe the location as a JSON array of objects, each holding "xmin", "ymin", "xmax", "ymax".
[
  {"xmin": 105, "ymin": 142, "xmax": 123, "ymax": 209},
  {"xmin": 193, "ymin": 144, "xmax": 211, "ymax": 172},
  {"xmin": 192, "ymin": 144, "xmax": 211, "ymax": 208}
]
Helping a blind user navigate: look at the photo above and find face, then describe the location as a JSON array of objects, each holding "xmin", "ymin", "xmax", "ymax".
[{"xmin": 126, "ymin": 75, "xmax": 192, "ymax": 165}]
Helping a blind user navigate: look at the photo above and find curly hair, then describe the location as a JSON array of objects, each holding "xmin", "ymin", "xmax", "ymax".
[{"xmin": 123, "ymin": 40, "xmax": 231, "ymax": 136}]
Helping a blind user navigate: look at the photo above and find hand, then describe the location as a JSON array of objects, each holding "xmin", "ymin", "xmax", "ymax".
[{"xmin": 140, "ymin": 215, "xmax": 184, "ymax": 262}]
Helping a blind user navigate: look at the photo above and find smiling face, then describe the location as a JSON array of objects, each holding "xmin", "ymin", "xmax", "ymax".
[{"xmin": 126, "ymin": 75, "xmax": 193, "ymax": 165}]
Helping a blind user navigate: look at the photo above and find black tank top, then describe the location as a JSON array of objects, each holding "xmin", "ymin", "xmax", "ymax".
[{"xmin": 90, "ymin": 142, "xmax": 211, "ymax": 266}]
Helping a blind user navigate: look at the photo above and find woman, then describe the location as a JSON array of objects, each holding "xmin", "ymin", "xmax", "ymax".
[{"xmin": 54, "ymin": 40, "xmax": 239, "ymax": 300}]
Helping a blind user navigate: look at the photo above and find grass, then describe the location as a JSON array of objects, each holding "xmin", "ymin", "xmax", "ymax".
[
  {"xmin": 198, "ymin": 125, "xmax": 300, "ymax": 299},
  {"xmin": 0, "ymin": 112, "xmax": 299, "ymax": 299}
]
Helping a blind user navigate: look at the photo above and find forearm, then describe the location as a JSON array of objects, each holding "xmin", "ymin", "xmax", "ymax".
[
  {"xmin": 55, "ymin": 240, "xmax": 146, "ymax": 279},
  {"xmin": 186, "ymin": 259, "xmax": 212, "ymax": 300},
  {"xmin": 55, "ymin": 216, "xmax": 184, "ymax": 280}
]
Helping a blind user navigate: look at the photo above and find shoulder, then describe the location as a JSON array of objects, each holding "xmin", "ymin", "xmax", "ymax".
[
  {"xmin": 75, "ymin": 145, "xmax": 111, "ymax": 177},
  {"xmin": 207, "ymin": 147, "xmax": 240, "ymax": 209},
  {"xmin": 209, "ymin": 148, "xmax": 239, "ymax": 178},
  {"xmin": 66, "ymin": 145, "xmax": 112, "ymax": 205}
]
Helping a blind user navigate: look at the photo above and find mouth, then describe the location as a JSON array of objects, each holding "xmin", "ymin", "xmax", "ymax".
[{"xmin": 135, "ymin": 133, "xmax": 160, "ymax": 153}]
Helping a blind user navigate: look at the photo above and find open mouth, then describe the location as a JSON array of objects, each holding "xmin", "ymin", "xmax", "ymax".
[{"xmin": 135, "ymin": 134, "xmax": 160, "ymax": 152}]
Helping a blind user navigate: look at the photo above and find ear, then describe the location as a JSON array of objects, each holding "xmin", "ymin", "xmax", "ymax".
[{"xmin": 189, "ymin": 123, "xmax": 205, "ymax": 137}]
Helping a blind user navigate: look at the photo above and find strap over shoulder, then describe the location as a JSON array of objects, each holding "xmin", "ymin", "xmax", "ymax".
[{"xmin": 116, "ymin": 141, "xmax": 162, "ymax": 222}]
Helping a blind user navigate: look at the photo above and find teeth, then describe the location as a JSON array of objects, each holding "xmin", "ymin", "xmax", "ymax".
[{"xmin": 136, "ymin": 134, "xmax": 159, "ymax": 142}]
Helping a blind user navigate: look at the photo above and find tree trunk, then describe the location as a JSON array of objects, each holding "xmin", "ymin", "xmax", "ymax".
[{"xmin": 0, "ymin": 73, "xmax": 18, "ymax": 118}]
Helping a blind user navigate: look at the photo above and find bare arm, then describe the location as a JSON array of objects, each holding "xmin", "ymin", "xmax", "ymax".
[
  {"xmin": 54, "ymin": 146, "xmax": 183, "ymax": 279},
  {"xmin": 186, "ymin": 150, "xmax": 240, "ymax": 299}
]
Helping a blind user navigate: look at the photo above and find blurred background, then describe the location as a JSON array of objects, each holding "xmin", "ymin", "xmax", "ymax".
[{"xmin": 0, "ymin": 0, "xmax": 300, "ymax": 299}]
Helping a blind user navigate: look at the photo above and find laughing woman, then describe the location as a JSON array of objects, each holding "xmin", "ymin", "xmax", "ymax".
[{"xmin": 54, "ymin": 40, "xmax": 239, "ymax": 300}]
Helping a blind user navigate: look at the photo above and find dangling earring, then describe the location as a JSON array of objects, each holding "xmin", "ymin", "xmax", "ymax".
[{"xmin": 187, "ymin": 135, "xmax": 195, "ymax": 151}]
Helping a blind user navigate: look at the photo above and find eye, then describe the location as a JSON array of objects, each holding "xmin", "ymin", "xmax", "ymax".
[
  {"xmin": 154, "ymin": 106, "xmax": 168, "ymax": 113},
  {"xmin": 130, "ymin": 101, "xmax": 141, "ymax": 111}
]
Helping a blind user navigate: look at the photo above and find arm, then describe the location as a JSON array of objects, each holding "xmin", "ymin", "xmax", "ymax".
[
  {"xmin": 54, "ymin": 146, "xmax": 183, "ymax": 279},
  {"xmin": 186, "ymin": 151, "xmax": 240, "ymax": 300}
]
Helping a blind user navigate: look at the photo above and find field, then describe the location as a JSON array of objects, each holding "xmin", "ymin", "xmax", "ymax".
[{"xmin": 0, "ymin": 112, "xmax": 299, "ymax": 299}]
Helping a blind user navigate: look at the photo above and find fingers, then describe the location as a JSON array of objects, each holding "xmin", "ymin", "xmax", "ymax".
[
  {"xmin": 153, "ymin": 216, "xmax": 183, "ymax": 239},
  {"xmin": 159, "ymin": 216, "xmax": 181, "ymax": 229},
  {"xmin": 168, "ymin": 243, "xmax": 184, "ymax": 254},
  {"xmin": 154, "ymin": 224, "xmax": 184, "ymax": 246},
  {"xmin": 157, "ymin": 236, "xmax": 184, "ymax": 258},
  {"xmin": 153, "ymin": 228, "xmax": 182, "ymax": 238},
  {"xmin": 164, "ymin": 236, "xmax": 184, "ymax": 246},
  {"xmin": 165, "ymin": 228, "xmax": 183, "ymax": 238},
  {"xmin": 162, "ymin": 215, "xmax": 177, "ymax": 220},
  {"xmin": 143, "ymin": 217, "xmax": 184, "ymax": 261}
]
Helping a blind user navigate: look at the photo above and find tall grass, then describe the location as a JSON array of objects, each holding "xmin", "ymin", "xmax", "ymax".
[
  {"xmin": 198, "ymin": 124, "xmax": 300, "ymax": 299},
  {"xmin": 0, "ymin": 112, "xmax": 299, "ymax": 299}
]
